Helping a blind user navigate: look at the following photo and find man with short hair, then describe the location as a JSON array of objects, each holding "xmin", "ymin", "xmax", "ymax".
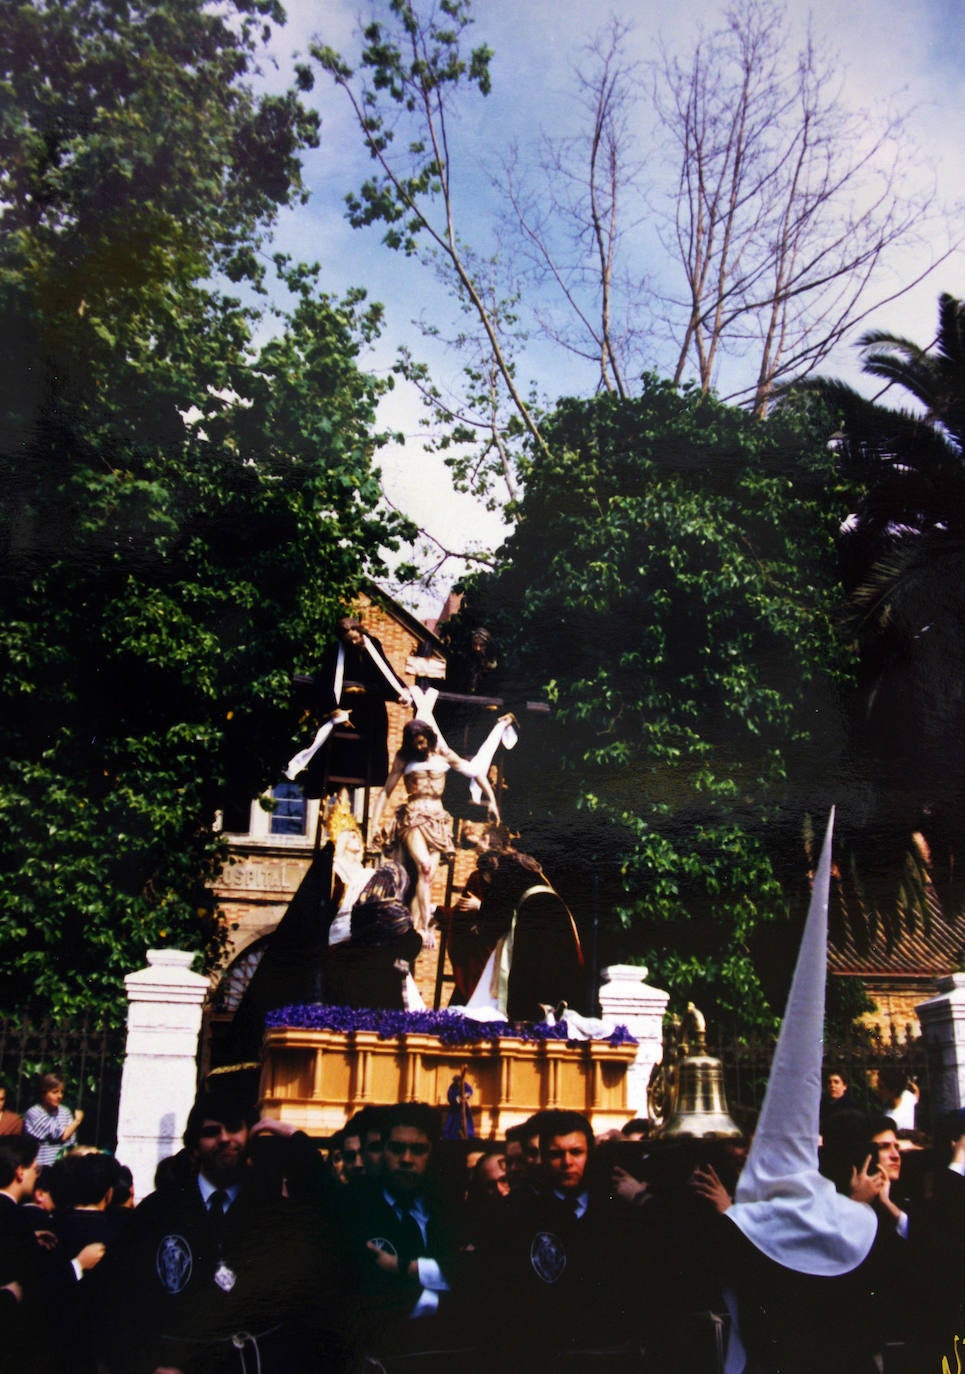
[
  {"xmin": 49, "ymin": 1152, "xmax": 128, "ymax": 1373},
  {"xmin": 340, "ymin": 1130, "xmax": 365, "ymax": 1179},
  {"xmin": 50, "ymin": 1151, "xmax": 129, "ymax": 1248},
  {"xmin": 542, "ymin": 1111, "xmax": 592, "ymax": 1212},
  {"xmin": 472, "ymin": 1152, "xmax": 509, "ymax": 1201},
  {"xmin": 515, "ymin": 1111, "xmax": 548, "ymax": 1185},
  {"xmin": 477, "ymin": 1109, "xmax": 641, "ymax": 1371},
  {"xmin": 0, "ymin": 1136, "xmax": 104, "ymax": 1367},
  {"xmin": 820, "ymin": 1068, "xmax": 854, "ymax": 1135},
  {"xmin": 96, "ymin": 1093, "xmax": 343, "ymax": 1374},
  {"xmin": 850, "ymin": 1117, "xmax": 908, "ymax": 1235},
  {"xmin": 503, "ymin": 1124, "xmax": 529, "ymax": 1192},
  {"xmin": 344, "ymin": 1105, "xmax": 390, "ymax": 1179},
  {"xmin": 337, "ymin": 1102, "xmax": 458, "ymax": 1359}
]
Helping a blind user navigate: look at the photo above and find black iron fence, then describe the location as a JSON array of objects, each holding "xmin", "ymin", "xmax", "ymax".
[
  {"xmin": 0, "ymin": 1006, "xmax": 941, "ymax": 1154},
  {"xmin": 0, "ymin": 1014, "xmax": 127, "ymax": 1150},
  {"xmin": 706, "ymin": 1020, "xmax": 933, "ymax": 1132}
]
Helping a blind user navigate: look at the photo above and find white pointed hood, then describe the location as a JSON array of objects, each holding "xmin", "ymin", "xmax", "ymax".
[{"xmin": 726, "ymin": 808, "xmax": 877, "ymax": 1276}]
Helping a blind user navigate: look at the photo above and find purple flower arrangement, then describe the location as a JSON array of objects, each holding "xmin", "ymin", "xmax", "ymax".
[{"xmin": 264, "ymin": 1003, "xmax": 636, "ymax": 1047}]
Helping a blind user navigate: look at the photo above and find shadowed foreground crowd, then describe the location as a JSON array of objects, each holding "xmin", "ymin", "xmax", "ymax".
[{"xmin": 3, "ymin": 1086, "xmax": 965, "ymax": 1374}]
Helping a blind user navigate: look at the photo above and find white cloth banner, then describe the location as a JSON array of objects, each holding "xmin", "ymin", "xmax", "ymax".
[
  {"xmin": 362, "ymin": 634, "xmax": 410, "ymax": 701},
  {"xmin": 283, "ymin": 710, "xmax": 351, "ymax": 780},
  {"xmin": 467, "ymin": 716, "xmax": 518, "ymax": 803},
  {"xmin": 284, "ymin": 630, "xmax": 410, "ymax": 782},
  {"xmin": 409, "ymin": 685, "xmax": 446, "ymax": 748}
]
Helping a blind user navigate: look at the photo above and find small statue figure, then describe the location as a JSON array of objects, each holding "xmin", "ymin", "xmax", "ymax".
[
  {"xmin": 370, "ymin": 720, "xmax": 500, "ymax": 949},
  {"xmin": 326, "ymin": 861, "xmax": 424, "ymax": 1010},
  {"xmin": 286, "ymin": 615, "xmax": 411, "ymax": 795},
  {"xmin": 325, "ymin": 793, "xmax": 371, "ymax": 948},
  {"xmin": 442, "ymin": 1071, "xmax": 475, "ymax": 1140}
]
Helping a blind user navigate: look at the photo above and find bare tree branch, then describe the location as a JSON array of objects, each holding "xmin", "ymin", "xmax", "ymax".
[
  {"xmin": 653, "ymin": 0, "xmax": 955, "ymax": 414},
  {"xmin": 313, "ymin": 0, "xmax": 550, "ymax": 502},
  {"xmin": 498, "ymin": 19, "xmax": 651, "ymax": 395}
]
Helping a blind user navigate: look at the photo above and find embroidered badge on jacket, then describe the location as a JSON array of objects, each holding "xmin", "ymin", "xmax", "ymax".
[
  {"xmin": 156, "ymin": 1234, "xmax": 193, "ymax": 1294},
  {"xmin": 530, "ymin": 1231, "xmax": 566, "ymax": 1284},
  {"xmin": 367, "ymin": 1236, "xmax": 399, "ymax": 1257}
]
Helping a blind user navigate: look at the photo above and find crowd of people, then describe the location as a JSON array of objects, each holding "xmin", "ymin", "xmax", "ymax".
[{"xmin": 2, "ymin": 1069, "xmax": 965, "ymax": 1374}]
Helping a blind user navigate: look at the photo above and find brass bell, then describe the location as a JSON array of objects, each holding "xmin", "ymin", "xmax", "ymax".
[{"xmin": 655, "ymin": 1003, "xmax": 742, "ymax": 1140}]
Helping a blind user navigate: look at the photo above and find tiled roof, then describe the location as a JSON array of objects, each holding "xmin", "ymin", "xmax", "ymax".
[{"xmin": 828, "ymin": 896, "xmax": 965, "ymax": 978}]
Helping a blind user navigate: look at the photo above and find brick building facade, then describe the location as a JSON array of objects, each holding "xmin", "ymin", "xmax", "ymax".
[
  {"xmin": 207, "ymin": 586, "xmax": 959, "ymax": 1038},
  {"xmin": 210, "ymin": 586, "xmax": 489, "ymax": 1011}
]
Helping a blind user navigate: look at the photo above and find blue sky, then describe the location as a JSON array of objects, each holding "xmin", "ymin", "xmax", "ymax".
[{"xmin": 261, "ymin": 0, "xmax": 964, "ymax": 613}]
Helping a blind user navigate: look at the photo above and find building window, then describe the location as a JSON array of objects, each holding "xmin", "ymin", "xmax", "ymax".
[{"xmin": 268, "ymin": 781, "xmax": 307, "ymax": 837}]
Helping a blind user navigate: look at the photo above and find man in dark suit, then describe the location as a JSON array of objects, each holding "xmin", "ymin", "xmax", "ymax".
[
  {"xmin": 473, "ymin": 1109, "xmax": 646, "ymax": 1374},
  {"xmin": 46, "ymin": 1152, "xmax": 130, "ymax": 1374},
  {"xmin": 95, "ymin": 1092, "xmax": 344, "ymax": 1374},
  {"xmin": 337, "ymin": 1101, "xmax": 460, "ymax": 1360},
  {"xmin": 0, "ymin": 1136, "xmax": 105, "ymax": 1371},
  {"xmin": 909, "ymin": 1109, "xmax": 965, "ymax": 1370}
]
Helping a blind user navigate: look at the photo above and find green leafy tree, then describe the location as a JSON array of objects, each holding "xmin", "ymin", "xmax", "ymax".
[
  {"xmin": 0, "ymin": 0, "xmax": 410, "ymax": 1020},
  {"xmin": 314, "ymin": 0, "xmax": 549, "ymax": 517},
  {"xmin": 802, "ymin": 294, "xmax": 965, "ymax": 928},
  {"xmin": 464, "ymin": 379, "xmax": 850, "ymax": 1028}
]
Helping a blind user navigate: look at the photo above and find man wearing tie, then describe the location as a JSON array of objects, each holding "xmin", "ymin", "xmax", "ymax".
[
  {"xmin": 474, "ymin": 1109, "xmax": 645, "ymax": 1372},
  {"xmin": 95, "ymin": 1093, "xmax": 343, "ymax": 1374},
  {"xmin": 337, "ymin": 1102, "xmax": 460, "ymax": 1360}
]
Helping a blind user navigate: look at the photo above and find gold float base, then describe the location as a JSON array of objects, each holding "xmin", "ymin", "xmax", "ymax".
[{"xmin": 259, "ymin": 1027, "xmax": 637, "ymax": 1137}]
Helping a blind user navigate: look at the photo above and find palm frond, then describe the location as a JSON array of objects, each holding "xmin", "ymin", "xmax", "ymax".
[
  {"xmin": 840, "ymin": 534, "xmax": 965, "ymax": 645},
  {"xmin": 802, "ymin": 295, "xmax": 965, "ymax": 942},
  {"xmin": 856, "ymin": 329, "xmax": 927, "ymax": 356}
]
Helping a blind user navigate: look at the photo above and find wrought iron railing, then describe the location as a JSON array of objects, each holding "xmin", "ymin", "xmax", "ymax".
[
  {"xmin": 704, "ymin": 1020, "xmax": 933, "ymax": 1132},
  {"xmin": 0, "ymin": 1014, "xmax": 126, "ymax": 1150}
]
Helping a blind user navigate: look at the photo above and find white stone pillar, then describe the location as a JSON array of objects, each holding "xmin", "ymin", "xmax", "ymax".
[
  {"xmin": 599, "ymin": 964, "xmax": 669, "ymax": 1120},
  {"xmin": 115, "ymin": 949, "xmax": 210, "ymax": 1203},
  {"xmin": 917, "ymin": 972, "xmax": 965, "ymax": 1117}
]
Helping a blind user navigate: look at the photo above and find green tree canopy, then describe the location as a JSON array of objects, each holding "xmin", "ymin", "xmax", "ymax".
[
  {"xmin": 801, "ymin": 294, "xmax": 965, "ymax": 928},
  {"xmin": 0, "ymin": 0, "xmax": 410, "ymax": 1019},
  {"xmin": 463, "ymin": 379, "xmax": 851, "ymax": 1028}
]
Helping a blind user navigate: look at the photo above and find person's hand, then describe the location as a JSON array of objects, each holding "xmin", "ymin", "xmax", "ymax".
[
  {"xmin": 2, "ymin": 1280, "xmax": 23, "ymax": 1303},
  {"xmin": 34, "ymin": 1228, "xmax": 58, "ymax": 1250},
  {"xmin": 249, "ymin": 1118, "xmax": 295, "ymax": 1138},
  {"xmin": 690, "ymin": 1164, "xmax": 732, "ymax": 1213},
  {"xmin": 75, "ymin": 1241, "xmax": 106, "ymax": 1272},
  {"xmin": 610, "ymin": 1164, "xmax": 650, "ymax": 1208},
  {"xmin": 872, "ymin": 1171, "xmax": 905, "ymax": 1225},
  {"xmin": 487, "ymin": 805, "xmax": 500, "ymax": 823},
  {"xmin": 850, "ymin": 1155, "xmax": 885, "ymax": 1205},
  {"xmin": 73, "ymin": 1109, "xmax": 85, "ymax": 1124},
  {"xmin": 456, "ymin": 893, "xmax": 481, "ymax": 913},
  {"xmin": 366, "ymin": 1241, "xmax": 399, "ymax": 1272}
]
